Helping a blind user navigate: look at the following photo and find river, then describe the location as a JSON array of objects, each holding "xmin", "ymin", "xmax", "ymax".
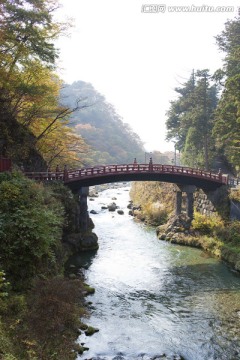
[{"xmin": 77, "ymin": 184, "xmax": 240, "ymax": 360}]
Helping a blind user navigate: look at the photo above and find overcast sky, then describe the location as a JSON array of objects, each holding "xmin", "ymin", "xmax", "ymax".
[{"xmin": 55, "ymin": 0, "xmax": 239, "ymax": 153}]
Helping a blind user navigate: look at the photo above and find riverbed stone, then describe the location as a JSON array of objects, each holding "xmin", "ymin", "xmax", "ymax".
[
  {"xmin": 90, "ymin": 209, "xmax": 98, "ymax": 214},
  {"xmin": 127, "ymin": 201, "xmax": 133, "ymax": 209},
  {"xmin": 108, "ymin": 202, "xmax": 118, "ymax": 211}
]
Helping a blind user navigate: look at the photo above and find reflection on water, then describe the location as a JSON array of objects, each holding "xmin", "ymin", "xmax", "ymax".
[{"xmin": 77, "ymin": 185, "xmax": 240, "ymax": 360}]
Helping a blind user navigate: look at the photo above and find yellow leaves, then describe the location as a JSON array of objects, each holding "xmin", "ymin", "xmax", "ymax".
[
  {"xmin": 192, "ymin": 212, "xmax": 224, "ymax": 235},
  {"xmin": 11, "ymin": 60, "xmax": 62, "ymax": 122},
  {"xmin": 36, "ymin": 121, "xmax": 89, "ymax": 168},
  {"xmin": 229, "ymin": 188, "xmax": 240, "ymax": 202},
  {"xmin": 0, "ymin": 1, "xmax": 87, "ymax": 170}
]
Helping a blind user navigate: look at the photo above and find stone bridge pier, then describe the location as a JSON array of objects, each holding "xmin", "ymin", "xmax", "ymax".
[
  {"xmin": 174, "ymin": 184, "xmax": 196, "ymax": 220},
  {"xmin": 78, "ymin": 186, "xmax": 90, "ymax": 232},
  {"xmin": 70, "ymin": 186, "xmax": 99, "ymax": 251}
]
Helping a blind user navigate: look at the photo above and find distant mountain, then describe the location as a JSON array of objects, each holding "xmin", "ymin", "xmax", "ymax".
[{"xmin": 60, "ymin": 81, "xmax": 145, "ymax": 166}]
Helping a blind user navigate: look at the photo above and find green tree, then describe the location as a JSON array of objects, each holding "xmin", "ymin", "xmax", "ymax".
[
  {"xmin": 166, "ymin": 70, "xmax": 218, "ymax": 169},
  {"xmin": 0, "ymin": 0, "xmax": 63, "ymax": 84},
  {"xmin": 213, "ymin": 16, "xmax": 240, "ymax": 172},
  {"xmin": 166, "ymin": 71, "xmax": 196, "ymax": 151}
]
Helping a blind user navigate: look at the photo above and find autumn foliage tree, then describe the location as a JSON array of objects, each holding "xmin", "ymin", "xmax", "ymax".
[{"xmin": 0, "ymin": 0, "xmax": 88, "ymax": 168}]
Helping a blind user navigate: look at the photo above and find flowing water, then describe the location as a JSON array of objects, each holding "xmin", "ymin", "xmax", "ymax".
[{"xmin": 76, "ymin": 184, "xmax": 240, "ymax": 360}]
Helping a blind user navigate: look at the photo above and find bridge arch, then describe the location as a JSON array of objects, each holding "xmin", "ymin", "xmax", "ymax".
[
  {"xmin": 63, "ymin": 164, "xmax": 227, "ymax": 192},
  {"xmin": 24, "ymin": 163, "xmax": 228, "ymax": 230},
  {"xmin": 25, "ymin": 163, "xmax": 227, "ymax": 192}
]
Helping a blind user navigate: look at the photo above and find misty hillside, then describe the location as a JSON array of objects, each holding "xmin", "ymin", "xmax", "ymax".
[{"xmin": 60, "ymin": 81, "xmax": 145, "ymax": 165}]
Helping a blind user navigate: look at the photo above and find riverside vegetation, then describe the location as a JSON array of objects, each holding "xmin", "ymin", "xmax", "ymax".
[
  {"xmin": 130, "ymin": 181, "xmax": 240, "ymax": 272},
  {"xmin": 0, "ymin": 171, "xmax": 97, "ymax": 359},
  {"xmin": 0, "ymin": 1, "xmax": 145, "ymax": 357}
]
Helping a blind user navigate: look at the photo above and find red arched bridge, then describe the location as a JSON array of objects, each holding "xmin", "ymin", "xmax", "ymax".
[{"xmin": 24, "ymin": 163, "xmax": 228, "ymax": 191}]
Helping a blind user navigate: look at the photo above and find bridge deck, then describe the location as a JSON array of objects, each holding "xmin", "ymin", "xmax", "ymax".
[{"xmin": 24, "ymin": 164, "xmax": 228, "ymax": 191}]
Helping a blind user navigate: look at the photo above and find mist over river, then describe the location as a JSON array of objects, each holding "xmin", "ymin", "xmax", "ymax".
[{"xmin": 77, "ymin": 184, "xmax": 240, "ymax": 360}]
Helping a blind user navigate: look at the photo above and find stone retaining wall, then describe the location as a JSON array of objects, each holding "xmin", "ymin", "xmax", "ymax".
[{"xmin": 194, "ymin": 186, "xmax": 230, "ymax": 219}]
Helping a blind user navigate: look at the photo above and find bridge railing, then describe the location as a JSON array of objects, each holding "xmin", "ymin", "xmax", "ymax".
[
  {"xmin": 64, "ymin": 164, "xmax": 228, "ymax": 184},
  {"xmin": 24, "ymin": 163, "xmax": 229, "ymax": 185},
  {"xmin": 24, "ymin": 170, "xmax": 65, "ymax": 181}
]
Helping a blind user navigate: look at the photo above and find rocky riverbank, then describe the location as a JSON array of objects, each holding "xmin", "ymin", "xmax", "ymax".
[
  {"xmin": 129, "ymin": 181, "xmax": 240, "ymax": 273},
  {"xmin": 156, "ymin": 213, "xmax": 240, "ymax": 272}
]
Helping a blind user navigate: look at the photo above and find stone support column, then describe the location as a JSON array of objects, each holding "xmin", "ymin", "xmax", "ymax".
[
  {"xmin": 186, "ymin": 191, "xmax": 194, "ymax": 220},
  {"xmin": 175, "ymin": 191, "xmax": 182, "ymax": 216},
  {"xmin": 174, "ymin": 184, "xmax": 196, "ymax": 220}
]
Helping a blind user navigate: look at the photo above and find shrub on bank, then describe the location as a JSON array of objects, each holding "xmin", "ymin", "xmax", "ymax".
[
  {"xmin": 192, "ymin": 212, "xmax": 225, "ymax": 235},
  {"xmin": 130, "ymin": 181, "xmax": 175, "ymax": 225},
  {"xmin": 0, "ymin": 172, "xmax": 90, "ymax": 359},
  {"xmin": 0, "ymin": 172, "xmax": 64, "ymax": 288},
  {"xmin": 19, "ymin": 277, "xmax": 87, "ymax": 360},
  {"xmin": 182, "ymin": 212, "xmax": 240, "ymax": 269},
  {"xmin": 0, "ymin": 276, "xmax": 88, "ymax": 360},
  {"xmin": 142, "ymin": 202, "xmax": 169, "ymax": 226}
]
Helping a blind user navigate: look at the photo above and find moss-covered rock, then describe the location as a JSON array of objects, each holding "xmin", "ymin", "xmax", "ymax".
[
  {"xmin": 84, "ymin": 325, "xmax": 99, "ymax": 336},
  {"xmin": 73, "ymin": 343, "xmax": 89, "ymax": 355},
  {"xmin": 83, "ymin": 283, "xmax": 95, "ymax": 295}
]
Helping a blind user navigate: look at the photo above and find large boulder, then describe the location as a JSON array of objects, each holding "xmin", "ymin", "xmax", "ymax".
[
  {"xmin": 65, "ymin": 231, "xmax": 98, "ymax": 252},
  {"xmin": 80, "ymin": 232, "xmax": 99, "ymax": 251}
]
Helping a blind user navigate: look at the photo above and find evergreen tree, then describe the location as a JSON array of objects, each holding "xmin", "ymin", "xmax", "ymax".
[
  {"xmin": 166, "ymin": 70, "xmax": 218, "ymax": 169},
  {"xmin": 213, "ymin": 16, "xmax": 240, "ymax": 172}
]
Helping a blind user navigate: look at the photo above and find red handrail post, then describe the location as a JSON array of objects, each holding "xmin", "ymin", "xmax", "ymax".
[{"xmin": 149, "ymin": 157, "xmax": 153, "ymax": 171}]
